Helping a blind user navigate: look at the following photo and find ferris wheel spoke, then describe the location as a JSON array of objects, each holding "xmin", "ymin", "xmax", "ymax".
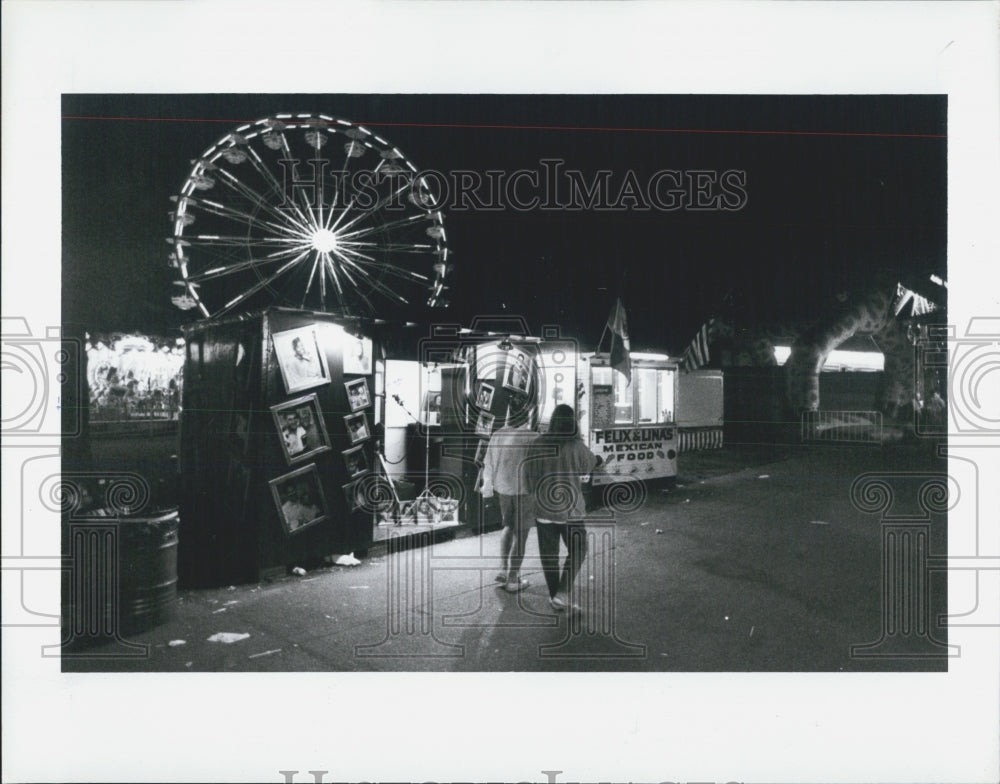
[
  {"xmin": 184, "ymin": 246, "xmax": 310, "ymax": 284},
  {"xmin": 334, "ymin": 246, "xmax": 431, "ymax": 284},
  {"xmin": 329, "ymin": 258, "xmax": 376, "ymax": 314},
  {"xmin": 335, "ymin": 178, "xmax": 417, "ymax": 237},
  {"xmin": 242, "ymin": 141, "xmax": 317, "ymax": 232},
  {"xmin": 217, "ymin": 248, "xmax": 312, "ymax": 317},
  {"xmin": 337, "ymin": 256, "xmax": 410, "ymax": 305},
  {"xmin": 299, "ymin": 254, "xmax": 322, "ymax": 309},
  {"xmin": 215, "ymin": 166, "xmax": 313, "ymax": 238},
  {"xmin": 321, "ymin": 254, "xmax": 348, "ymax": 311},
  {"xmin": 337, "ymin": 213, "xmax": 426, "ymax": 242},
  {"xmin": 182, "ymin": 195, "xmax": 309, "ymax": 242}
]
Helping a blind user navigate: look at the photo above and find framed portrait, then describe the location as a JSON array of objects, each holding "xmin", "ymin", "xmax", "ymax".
[
  {"xmin": 344, "ymin": 377, "xmax": 371, "ymax": 412},
  {"xmin": 473, "ymin": 439, "xmax": 488, "ymax": 466},
  {"xmin": 502, "ymin": 349, "xmax": 532, "ymax": 395},
  {"xmin": 269, "ymin": 464, "xmax": 328, "ymax": 535},
  {"xmin": 342, "ymin": 444, "xmax": 369, "ymax": 478},
  {"xmin": 475, "ymin": 381, "xmax": 495, "ymax": 411},
  {"xmin": 475, "ymin": 410, "xmax": 495, "ymax": 438},
  {"xmin": 270, "ymin": 394, "xmax": 331, "ymax": 464},
  {"xmin": 272, "ymin": 325, "xmax": 330, "ymax": 394},
  {"xmin": 344, "ymin": 411, "xmax": 371, "ymax": 444},
  {"xmin": 343, "ymin": 480, "xmax": 364, "ymax": 512},
  {"xmin": 343, "ymin": 334, "xmax": 373, "ymax": 375}
]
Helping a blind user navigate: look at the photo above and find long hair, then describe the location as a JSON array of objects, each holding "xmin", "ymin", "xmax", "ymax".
[{"xmin": 544, "ymin": 403, "xmax": 578, "ymax": 439}]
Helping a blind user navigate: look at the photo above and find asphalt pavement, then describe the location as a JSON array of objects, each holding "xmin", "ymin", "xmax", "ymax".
[{"xmin": 62, "ymin": 441, "xmax": 950, "ymax": 672}]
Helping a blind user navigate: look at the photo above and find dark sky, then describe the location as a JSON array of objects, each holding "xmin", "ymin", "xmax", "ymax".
[{"xmin": 62, "ymin": 93, "xmax": 946, "ymax": 354}]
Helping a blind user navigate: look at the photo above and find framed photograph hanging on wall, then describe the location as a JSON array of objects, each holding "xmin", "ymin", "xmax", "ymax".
[
  {"xmin": 502, "ymin": 349, "xmax": 532, "ymax": 395},
  {"xmin": 475, "ymin": 382, "xmax": 495, "ymax": 410},
  {"xmin": 344, "ymin": 377, "xmax": 371, "ymax": 412},
  {"xmin": 344, "ymin": 411, "xmax": 371, "ymax": 444},
  {"xmin": 272, "ymin": 325, "xmax": 330, "ymax": 394},
  {"xmin": 342, "ymin": 444, "xmax": 369, "ymax": 478},
  {"xmin": 270, "ymin": 394, "xmax": 331, "ymax": 465},
  {"xmin": 269, "ymin": 464, "xmax": 328, "ymax": 535},
  {"xmin": 343, "ymin": 334, "xmax": 373, "ymax": 375},
  {"xmin": 475, "ymin": 410, "xmax": 495, "ymax": 438}
]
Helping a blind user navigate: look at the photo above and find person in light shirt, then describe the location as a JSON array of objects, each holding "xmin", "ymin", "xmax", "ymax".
[{"xmin": 480, "ymin": 397, "xmax": 536, "ymax": 592}]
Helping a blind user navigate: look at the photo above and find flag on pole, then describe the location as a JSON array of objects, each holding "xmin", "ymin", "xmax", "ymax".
[
  {"xmin": 681, "ymin": 318, "xmax": 713, "ymax": 372},
  {"xmin": 606, "ymin": 297, "xmax": 631, "ymax": 384}
]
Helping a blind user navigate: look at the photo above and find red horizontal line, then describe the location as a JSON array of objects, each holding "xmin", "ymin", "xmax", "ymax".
[{"xmin": 61, "ymin": 115, "xmax": 946, "ymax": 140}]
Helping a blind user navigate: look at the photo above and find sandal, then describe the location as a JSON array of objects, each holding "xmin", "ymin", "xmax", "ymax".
[{"xmin": 503, "ymin": 578, "xmax": 529, "ymax": 593}]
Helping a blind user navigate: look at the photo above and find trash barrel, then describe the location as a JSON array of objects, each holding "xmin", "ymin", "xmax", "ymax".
[
  {"xmin": 118, "ymin": 508, "xmax": 180, "ymax": 633},
  {"xmin": 63, "ymin": 507, "xmax": 180, "ymax": 647}
]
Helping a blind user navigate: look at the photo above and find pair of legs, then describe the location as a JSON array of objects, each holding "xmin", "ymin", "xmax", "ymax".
[
  {"xmin": 497, "ymin": 493, "xmax": 531, "ymax": 587},
  {"xmin": 535, "ymin": 520, "xmax": 588, "ymax": 604}
]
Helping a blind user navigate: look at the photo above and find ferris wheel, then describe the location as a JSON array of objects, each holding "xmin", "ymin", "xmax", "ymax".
[{"xmin": 167, "ymin": 113, "xmax": 450, "ymax": 320}]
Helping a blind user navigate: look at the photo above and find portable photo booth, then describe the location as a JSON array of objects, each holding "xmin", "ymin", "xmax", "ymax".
[{"xmin": 178, "ymin": 307, "xmax": 378, "ymax": 586}]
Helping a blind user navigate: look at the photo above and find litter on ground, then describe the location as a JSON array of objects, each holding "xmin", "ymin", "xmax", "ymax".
[
  {"xmin": 758, "ymin": 474, "xmax": 770, "ymax": 479},
  {"xmin": 333, "ymin": 553, "xmax": 362, "ymax": 566},
  {"xmin": 248, "ymin": 648, "xmax": 282, "ymax": 659},
  {"xmin": 168, "ymin": 640, "xmax": 186, "ymax": 647},
  {"xmin": 809, "ymin": 520, "xmax": 830, "ymax": 526},
  {"xmin": 292, "ymin": 567, "xmax": 307, "ymax": 576},
  {"xmin": 207, "ymin": 632, "xmax": 250, "ymax": 644}
]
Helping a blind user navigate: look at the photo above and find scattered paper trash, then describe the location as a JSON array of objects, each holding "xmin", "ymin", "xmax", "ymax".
[
  {"xmin": 227, "ymin": 585, "xmax": 236, "ymax": 591},
  {"xmin": 749, "ymin": 625, "xmax": 755, "ymax": 638},
  {"xmin": 224, "ymin": 600, "xmax": 239, "ymax": 606},
  {"xmin": 292, "ymin": 567, "xmax": 307, "ymax": 576},
  {"xmin": 724, "ymin": 616, "xmax": 730, "ymax": 621},
  {"xmin": 207, "ymin": 632, "xmax": 250, "ymax": 644},
  {"xmin": 334, "ymin": 553, "xmax": 362, "ymax": 566},
  {"xmin": 212, "ymin": 607, "xmax": 228, "ymax": 614},
  {"xmin": 640, "ymin": 521, "xmax": 649, "ymax": 526},
  {"xmin": 683, "ymin": 498, "xmax": 690, "ymax": 503},
  {"xmin": 185, "ymin": 662, "xmax": 193, "ymax": 668},
  {"xmin": 248, "ymin": 648, "xmax": 281, "ymax": 659},
  {"xmin": 168, "ymin": 639, "xmax": 186, "ymax": 647},
  {"xmin": 348, "ymin": 585, "xmax": 370, "ymax": 590},
  {"xmin": 758, "ymin": 474, "xmax": 770, "ymax": 479},
  {"xmin": 809, "ymin": 520, "xmax": 830, "ymax": 526},
  {"xmin": 677, "ymin": 483, "xmax": 686, "ymax": 488},
  {"xmin": 655, "ymin": 528, "xmax": 664, "ymax": 534}
]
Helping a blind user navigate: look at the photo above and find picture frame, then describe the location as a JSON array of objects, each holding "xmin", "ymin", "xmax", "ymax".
[
  {"xmin": 269, "ymin": 464, "xmax": 328, "ymax": 535},
  {"xmin": 343, "ymin": 480, "xmax": 363, "ymax": 512},
  {"xmin": 475, "ymin": 410, "xmax": 495, "ymax": 438},
  {"xmin": 502, "ymin": 349, "xmax": 532, "ymax": 395},
  {"xmin": 270, "ymin": 394, "xmax": 331, "ymax": 464},
  {"xmin": 473, "ymin": 439, "xmax": 488, "ymax": 466},
  {"xmin": 272, "ymin": 325, "xmax": 330, "ymax": 394},
  {"xmin": 342, "ymin": 444, "xmax": 369, "ymax": 478},
  {"xmin": 344, "ymin": 377, "xmax": 371, "ymax": 412},
  {"xmin": 343, "ymin": 334, "xmax": 373, "ymax": 375},
  {"xmin": 344, "ymin": 411, "xmax": 371, "ymax": 444},
  {"xmin": 475, "ymin": 381, "xmax": 495, "ymax": 411}
]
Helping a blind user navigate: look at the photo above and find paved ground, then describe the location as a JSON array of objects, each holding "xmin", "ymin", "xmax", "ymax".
[{"xmin": 62, "ymin": 440, "xmax": 951, "ymax": 672}]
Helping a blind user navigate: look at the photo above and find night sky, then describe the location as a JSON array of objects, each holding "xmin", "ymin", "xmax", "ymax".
[{"xmin": 61, "ymin": 93, "xmax": 946, "ymax": 354}]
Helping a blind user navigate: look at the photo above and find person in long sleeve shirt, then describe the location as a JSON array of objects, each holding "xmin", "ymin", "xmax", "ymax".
[{"xmin": 523, "ymin": 404, "xmax": 601, "ymax": 611}]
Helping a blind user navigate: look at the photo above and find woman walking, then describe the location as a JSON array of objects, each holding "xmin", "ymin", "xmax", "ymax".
[{"xmin": 524, "ymin": 404, "xmax": 601, "ymax": 611}]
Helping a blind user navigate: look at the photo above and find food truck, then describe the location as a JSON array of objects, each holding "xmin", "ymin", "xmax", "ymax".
[{"xmin": 379, "ymin": 327, "xmax": 683, "ymax": 490}]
